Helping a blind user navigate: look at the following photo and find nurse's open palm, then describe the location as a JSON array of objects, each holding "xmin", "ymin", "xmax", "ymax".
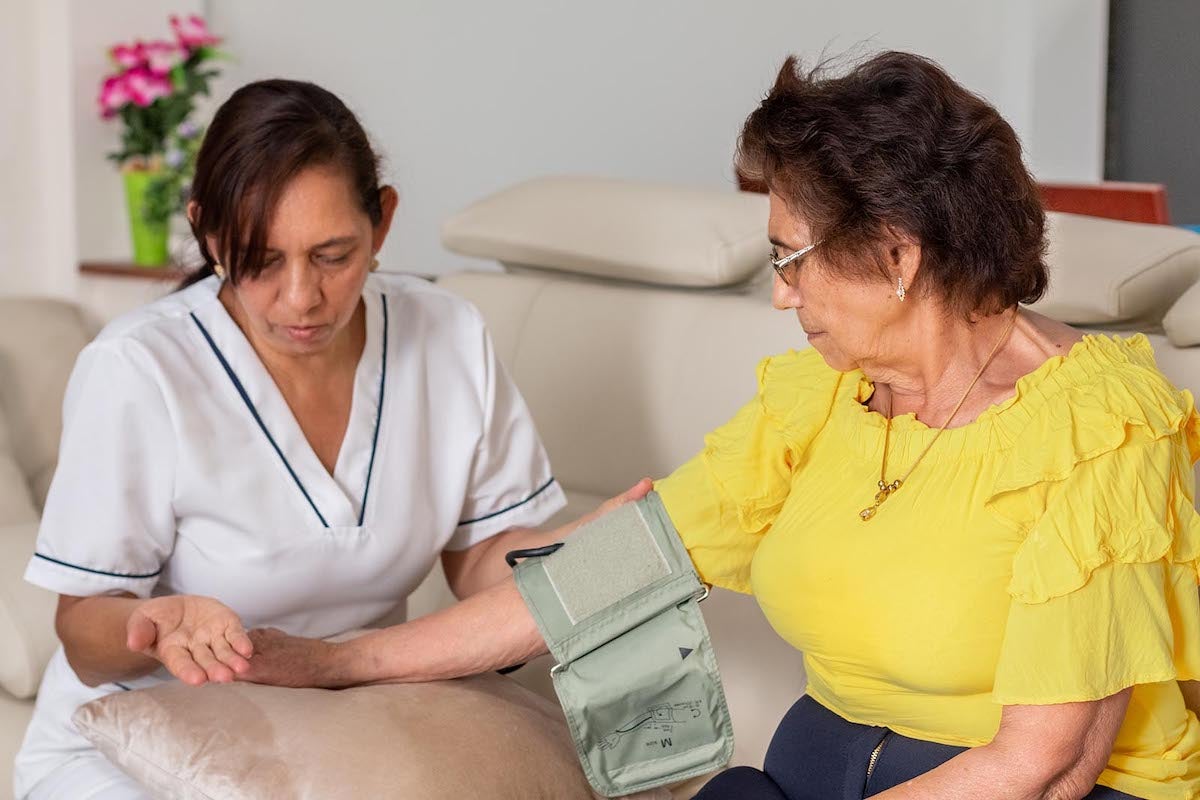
[{"xmin": 126, "ymin": 595, "xmax": 254, "ymax": 686}]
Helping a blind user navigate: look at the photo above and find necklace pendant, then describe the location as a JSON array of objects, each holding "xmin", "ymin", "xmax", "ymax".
[{"xmin": 862, "ymin": 480, "xmax": 902, "ymax": 522}]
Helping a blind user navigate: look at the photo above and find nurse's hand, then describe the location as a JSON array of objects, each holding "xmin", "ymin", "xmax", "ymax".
[{"xmin": 126, "ymin": 595, "xmax": 255, "ymax": 686}]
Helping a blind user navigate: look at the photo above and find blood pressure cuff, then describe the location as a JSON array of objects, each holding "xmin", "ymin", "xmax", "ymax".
[{"xmin": 508, "ymin": 491, "xmax": 733, "ymax": 798}]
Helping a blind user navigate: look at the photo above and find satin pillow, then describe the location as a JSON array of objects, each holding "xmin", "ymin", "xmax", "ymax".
[{"xmin": 74, "ymin": 672, "xmax": 676, "ymax": 799}]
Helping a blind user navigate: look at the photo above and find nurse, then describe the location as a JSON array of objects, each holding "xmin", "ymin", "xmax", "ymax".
[{"xmin": 14, "ymin": 78, "xmax": 638, "ymax": 799}]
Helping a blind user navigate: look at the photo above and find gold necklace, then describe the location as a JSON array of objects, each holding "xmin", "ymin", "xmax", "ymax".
[{"xmin": 859, "ymin": 309, "xmax": 1018, "ymax": 522}]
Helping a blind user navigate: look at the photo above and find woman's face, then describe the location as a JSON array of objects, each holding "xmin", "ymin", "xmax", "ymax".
[
  {"xmin": 768, "ymin": 192, "xmax": 909, "ymax": 373},
  {"xmin": 210, "ymin": 164, "xmax": 397, "ymax": 359}
]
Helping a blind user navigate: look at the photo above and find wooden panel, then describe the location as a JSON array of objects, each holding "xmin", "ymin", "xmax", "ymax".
[
  {"xmin": 736, "ymin": 173, "xmax": 767, "ymax": 195},
  {"xmin": 1038, "ymin": 182, "xmax": 1170, "ymax": 225},
  {"xmin": 79, "ymin": 261, "xmax": 190, "ymax": 282},
  {"xmin": 734, "ymin": 169, "xmax": 1171, "ymax": 226}
]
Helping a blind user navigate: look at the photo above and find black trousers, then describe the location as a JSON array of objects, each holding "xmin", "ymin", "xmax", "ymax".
[{"xmin": 693, "ymin": 696, "xmax": 1138, "ymax": 799}]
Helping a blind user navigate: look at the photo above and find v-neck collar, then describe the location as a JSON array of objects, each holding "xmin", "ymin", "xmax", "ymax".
[{"xmin": 189, "ymin": 279, "xmax": 388, "ymax": 529}]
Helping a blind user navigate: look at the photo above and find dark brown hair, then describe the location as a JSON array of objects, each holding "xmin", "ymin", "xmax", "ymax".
[
  {"xmin": 180, "ymin": 79, "xmax": 383, "ymax": 288},
  {"xmin": 737, "ymin": 52, "xmax": 1047, "ymax": 317}
]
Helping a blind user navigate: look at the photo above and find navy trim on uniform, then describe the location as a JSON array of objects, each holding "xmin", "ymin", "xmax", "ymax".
[
  {"xmin": 33, "ymin": 552, "xmax": 161, "ymax": 579},
  {"xmin": 357, "ymin": 296, "xmax": 388, "ymax": 526},
  {"xmin": 190, "ymin": 301, "xmax": 388, "ymax": 530},
  {"xmin": 190, "ymin": 312, "xmax": 330, "ymax": 528},
  {"xmin": 458, "ymin": 477, "xmax": 557, "ymax": 526},
  {"xmin": 113, "ymin": 682, "xmax": 133, "ymax": 691}
]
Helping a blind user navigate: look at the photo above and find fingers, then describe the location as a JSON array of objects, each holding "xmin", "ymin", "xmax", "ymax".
[
  {"xmin": 601, "ymin": 477, "xmax": 654, "ymax": 513},
  {"xmin": 623, "ymin": 477, "xmax": 654, "ymax": 501},
  {"xmin": 126, "ymin": 610, "xmax": 158, "ymax": 653},
  {"xmin": 211, "ymin": 633, "xmax": 251, "ymax": 677},
  {"xmin": 158, "ymin": 644, "xmax": 208, "ymax": 686},
  {"xmin": 190, "ymin": 641, "xmax": 235, "ymax": 684},
  {"xmin": 225, "ymin": 621, "xmax": 254, "ymax": 660}
]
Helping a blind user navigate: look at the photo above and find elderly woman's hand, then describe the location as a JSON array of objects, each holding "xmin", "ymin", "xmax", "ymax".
[
  {"xmin": 126, "ymin": 594, "xmax": 254, "ymax": 686},
  {"xmin": 240, "ymin": 627, "xmax": 344, "ymax": 688}
]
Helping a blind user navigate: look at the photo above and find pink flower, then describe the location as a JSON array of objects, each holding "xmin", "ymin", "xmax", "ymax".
[
  {"xmin": 142, "ymin": 40, "xmax": 184, "ymax": 74},
  {"xmin": 110, "ymin": 42, "xmax": 146, "ymax": 69},
  {"xmin": 170, "ymin": 15, "xmax": 220, "ymax": 51},
  {"xmin": 97, "ymin": 73, "xmax": 132, "ymax": 118},
  {"xmin": 124, "ymin": 67, "xmax": 173, "ymax": 107}
]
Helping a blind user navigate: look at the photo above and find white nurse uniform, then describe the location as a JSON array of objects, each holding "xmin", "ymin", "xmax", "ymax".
[{"xmin": 15, "ymin": 274, "xmax": 565, "ymax": 798}]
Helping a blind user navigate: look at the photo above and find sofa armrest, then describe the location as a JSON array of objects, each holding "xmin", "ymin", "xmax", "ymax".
[{"xmin": 0, "ymin": 522, "xmax": 58, "ymax": 699}]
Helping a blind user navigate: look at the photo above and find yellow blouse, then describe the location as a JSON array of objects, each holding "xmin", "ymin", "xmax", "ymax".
[{"xmin": 656, "ymin": 335, "xmax": 1200, "ymax": 800}]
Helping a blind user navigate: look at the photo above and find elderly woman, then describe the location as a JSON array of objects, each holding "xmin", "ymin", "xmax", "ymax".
[
  {"xmin": 12, "ymin": 79, "xmax": 651, "ymax": 800},
  {"xmin": 248, "ymin": 54, "xmax": 1200, "ymax": 799}
]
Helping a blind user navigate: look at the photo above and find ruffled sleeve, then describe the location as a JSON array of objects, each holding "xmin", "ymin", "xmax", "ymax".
[
  {"xmin": 655, "ymin": 348, "xmax": 841, "ymax": 594},
  {"xmin": 987, "ymin": 336, "xmax": 1200, "ymax": 704}
]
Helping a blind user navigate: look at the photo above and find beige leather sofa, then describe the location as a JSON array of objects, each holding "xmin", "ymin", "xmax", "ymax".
[
  {"xmin": 3, "ymin": 176, "xmax": 1200, "ymax": 799},
  {"xmin": 0, "ymin": 300, "xmax": 96, "ymax": 799}
]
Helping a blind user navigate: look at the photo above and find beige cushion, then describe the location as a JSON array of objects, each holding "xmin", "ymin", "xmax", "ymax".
[
  {"xmin": 1033, "ymin": 213, "xmax": 1200, "ymax": 326},
  {"xmin": 74, "ymin": 673, "xmax": 672, "ymax": 800},
  {"xmin": 0, "ymin": 298, "xmax": 94, "ymax": 510},
  {"xmin": 0, "ymin": 457, "xmax": 37, "ymax": 528},
  {"xmin": 0, "ymin": 523, "xmax": 57, "ymax": 699},
  {"xmin": 1162, "ymin": 280, "xmax": 1200, "ymax": 347},
  {"xmin": 0, "ymin": 411, "xmax": 38, "ymax": 528},
  {"xmin": 442, "ymin": 177, "xmax": 769, "ymax": 288}
]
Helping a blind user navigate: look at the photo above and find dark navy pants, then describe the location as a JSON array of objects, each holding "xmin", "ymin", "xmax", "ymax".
[{"xmin": 693, "ymin": 696, "xmax": 1138, "ymax": 799}]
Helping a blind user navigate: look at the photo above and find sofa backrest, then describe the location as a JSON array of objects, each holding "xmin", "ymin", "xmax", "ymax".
[
  {"xmin": 0, "ymin": 298, "xmax": 95, "ymax": 511},
  {"xmin": 441, "ymin": 177, "xmax": 1200, "ymax": 496},
  {"xmin": 438, "ymin": 270, "xmax": 800, "ymax": 497},
  {"xmin": 1027, "ymin": 212, "xmax": 1200, "ymax": 328}
]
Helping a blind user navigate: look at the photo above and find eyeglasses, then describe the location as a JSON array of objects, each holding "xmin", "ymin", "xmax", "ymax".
[{"xmin": 770, "ymin": 241, "xmax": 821, "ymax": 286}]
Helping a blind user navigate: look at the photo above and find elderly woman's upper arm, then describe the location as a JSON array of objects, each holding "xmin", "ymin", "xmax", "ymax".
[{"xmin": 990, "ymin": 688, "xmax": 1132, "ymax": 799}]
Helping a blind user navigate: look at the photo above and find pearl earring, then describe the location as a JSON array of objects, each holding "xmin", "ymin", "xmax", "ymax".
[
  {"xmin": 896, "ymin": 275, "xmax": 906, "ymax": 302},
  {"xmin": 370, "ymin": 257, "xmax": 380, "ymax": 272},
  {"xmin": 213, "ymin": 263, "xmax": 226, "ymax": 280}
]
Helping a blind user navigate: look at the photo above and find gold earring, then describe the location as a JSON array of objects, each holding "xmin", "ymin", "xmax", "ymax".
[
  {"xmin": 370, "ymin": 257, "xmax": 380, "ymax": 272},
  {"xmin": 896, "ymin": 275, "xmax": 906, "ymax": 302},
  {"xmin": 213, "ymin": 263, "xmax": 227, "ymax": 280}
]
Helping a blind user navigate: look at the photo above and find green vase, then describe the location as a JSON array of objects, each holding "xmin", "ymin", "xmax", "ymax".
[{"xmin": 123, "ymin": 169, "xmax": 170, "ymax": 267}]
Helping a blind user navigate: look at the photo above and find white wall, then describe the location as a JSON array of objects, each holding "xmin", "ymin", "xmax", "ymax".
[
  {"xmin": 0, "ymin": 1, "xmax": 37, "ymax": 293},
  {"xmin": 2, "ymin": 0, "xmax": 1110, "ymax": 302},
  {"xmin": 201, "ymin": 0, "xmax": 1112, "ymax": 276},
  {"xmin": 0, "ymin": 0, "xmax": 76, "ymax": 299},
  {"xmin": 1029, "ymin": 1, "xmax": 1110, "ymax": 183}
]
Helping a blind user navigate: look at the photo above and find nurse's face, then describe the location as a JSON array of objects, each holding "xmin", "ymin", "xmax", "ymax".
[{"xmin": 217, "ymin": 164, "xmax": 397, "ymax": 358}]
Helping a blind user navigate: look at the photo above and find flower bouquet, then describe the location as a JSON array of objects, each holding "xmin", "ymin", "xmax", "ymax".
[{"xmin": 97, "ymin": 15, "xmax": 222, "ymax": 266}]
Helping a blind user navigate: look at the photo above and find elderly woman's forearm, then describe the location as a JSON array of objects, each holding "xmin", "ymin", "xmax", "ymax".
[
  {"xmin": 331, "ymin": 576, "xmax": 546, "ymax": 685},
  {"xmin": 442, "ymin": 526, "xmax": 562, "ymax": 600},
  {"xmin": 869, "ymin": 741, "xmax": 1099, "ymax": 800}
]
